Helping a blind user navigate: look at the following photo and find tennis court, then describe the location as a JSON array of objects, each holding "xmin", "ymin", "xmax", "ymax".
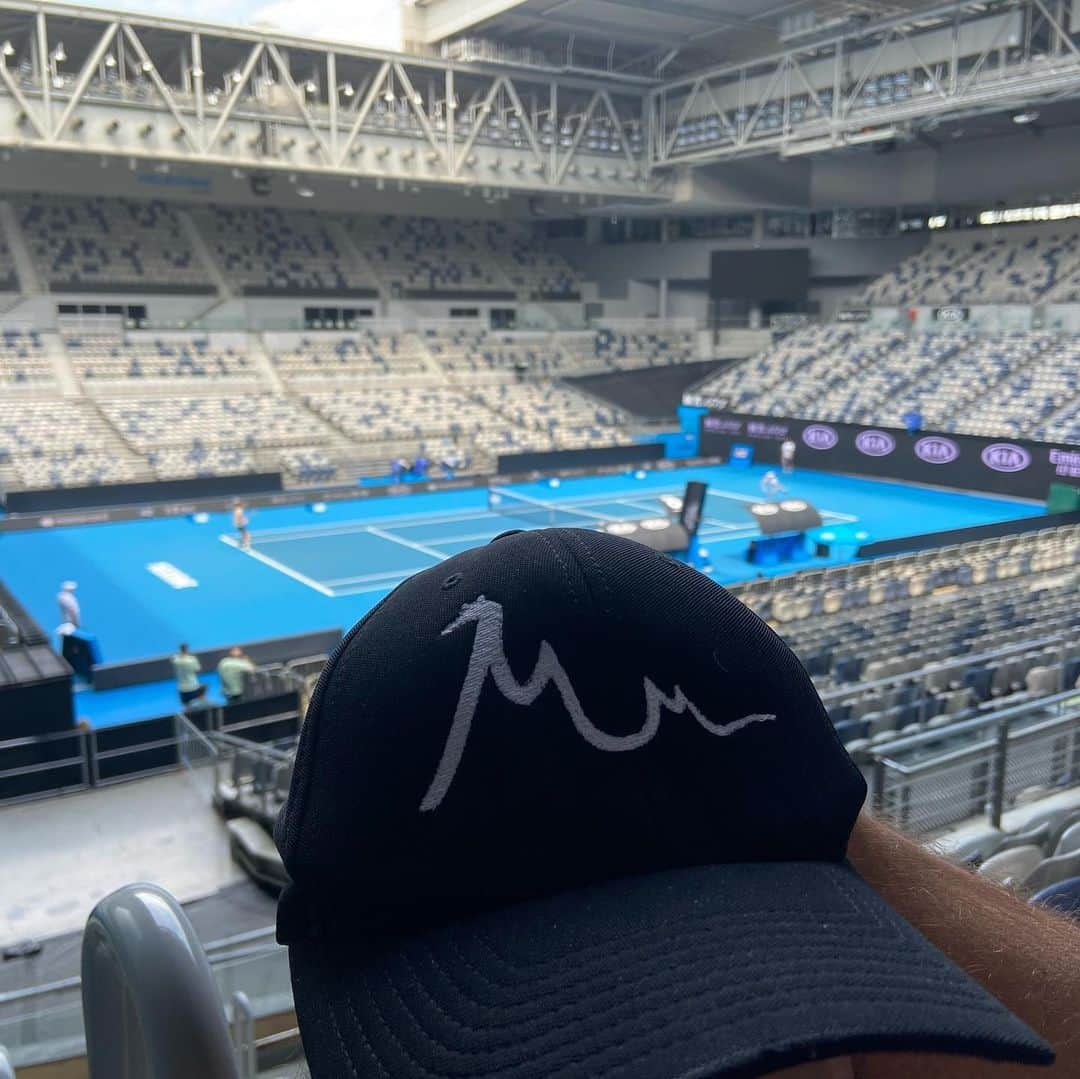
[
  {"xmin": 0, "ymin": 461, "xmax": 1041, "ymax": 669},
  {"xmin": 225, "ymin": 478, "xmax": 858, "ymax": 598}
]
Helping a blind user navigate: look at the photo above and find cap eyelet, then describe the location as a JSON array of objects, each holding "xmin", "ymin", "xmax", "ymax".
[{"xmin": 441, "ymin": 573, "xmax": 463, "ymax": 591}]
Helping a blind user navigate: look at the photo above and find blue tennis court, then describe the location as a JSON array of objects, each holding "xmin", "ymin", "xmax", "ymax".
[
  {"xmin": 232, "ymin": 478, "xmax": 859, "ymax": 598},
  {"xmin": 0, "ymin": 461, "xmax": 1043, "ymax": 670}
]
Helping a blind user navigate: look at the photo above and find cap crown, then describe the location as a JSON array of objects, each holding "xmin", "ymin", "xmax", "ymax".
[{"xmin": 277, "ymin": 528, "xmax": 865, "ymax": 935}]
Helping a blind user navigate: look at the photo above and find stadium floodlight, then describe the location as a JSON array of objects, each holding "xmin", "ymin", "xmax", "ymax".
[
  {"xmin": 297, "ymin": 185, "xmax": 314, "ymax": 197},
  {"xmin": 1012, "ymin": 110, "xmax": 1039, "ymax": 125},
  {"xmin": 340, "ymin": 81, "xmax": 355, "ymax": 97},
  {"xmin": 51, "ymin": 42, "xmax": 66, "ymax": 63},
  {"xmin": 303, "ymin": 80, "xmax": 317, "ymax": 94},
  {"xmin": 1, "ymin": 41, "xmax": 14, "ymax": 58},
  {"xmin": 206, "ymin": 91, "xmax": 219, "ymax": 105},
  {"xmin": 189, "ymin": 64, "xmax": 201, "ymax": 77},
  {"xmin": 230, "ymin": 69, "xmax": 243, "ymax": 84}
]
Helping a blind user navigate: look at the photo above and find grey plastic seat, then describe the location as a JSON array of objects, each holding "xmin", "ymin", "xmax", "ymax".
[
  {"xmin": 996, "ymin": 820, "xmax": 1052, "ymax": 857},
  {"xmin": 1055, "ymin": 820, "xmax": 1080, "ymax": 857},
  {"xmin": 946, "ymin": 828, "xmax": 1004, "ymax": 866},
  {"xmin": 978, "ymin": 844, "xmax": 1044, "ymax": 887},
  {"xmin": 1025, "ymin": 849, "xmax": 1080, "ymax": 894},
  {"xmin": 82, "ymin": 883, "xmax": 238, "ymax": 1079}
]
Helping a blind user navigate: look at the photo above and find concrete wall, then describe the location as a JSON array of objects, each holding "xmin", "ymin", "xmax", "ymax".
[
  {"xmin": 552, "ymin": 232, "xmax": 928, "ymax": 297},
  {"xmin": 809, "ymin": 124, "xmax": 1080, "ymax": 209}
]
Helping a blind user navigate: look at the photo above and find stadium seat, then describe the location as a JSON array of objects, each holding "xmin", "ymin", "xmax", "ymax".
[
  {"xmin": 1024, "ymin": 849, "xmax": 1080, "ymax": 894},
  {"xmin": 978, "ymin": 844, "xmax": 1044, "ymax": 887}
]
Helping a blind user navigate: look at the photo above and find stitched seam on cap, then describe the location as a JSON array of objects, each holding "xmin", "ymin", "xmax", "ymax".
[
  {"xmin": 563, "ymin": 528, "xmax": 616, "ymax": 619},
  {"xmin": 536, "ymin": 530, "xmax": 583, "ymax": 614}
]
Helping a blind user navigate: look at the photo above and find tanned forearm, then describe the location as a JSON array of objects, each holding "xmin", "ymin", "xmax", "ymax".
[{"xmin": 843, "ymin": 812, "xmax": 1080, "ymax": 1077}]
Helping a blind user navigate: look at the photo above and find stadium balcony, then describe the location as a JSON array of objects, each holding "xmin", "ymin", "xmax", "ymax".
[
  {"xmin": 554, "ymin": 323, "xmax": 699, "ymax": 375},
  {"xmin": 266, "ymin": 329, "xmax": 431, "ymax": 387},
  {"xmin": 693, "ymin": 323, "xmax": 1079, "ymax": 440},
  {"xmin": 64, "ymin": 332, "xmax": 260, "ymax": 391},
  {"xmin": 421, "ymin": 326, "xmax": 566, "ymax": 380},
  {"xmin": 951, "ymin": 336, "xmax": 1080, "ymax": 439},
  {"xmin": 469, "ymin": 381, "xmax": 631, "ymax": 451},
  {"xmin": 95, "ymin": 395, "xmax": 334, "ymax": 481},
  {"xmin": 14, "ymin": 194, "xmax": 212, "ymax": 295},
  {"xmin": 693, "ymin": 324, "xmax": 856, "ymax": 410},
  {"xmin": 350, "ymin": 215, "xmax": 517, "ymax": 299},
  {"xmin": 191, "ymin": 205, "xmax": 379, "ymax": 297},
  {"xmin": 730, "ymin": 525, "xmax": 1080, "ymax": 736},
  {"xmin": 479, "ymin": 220, "xmax": 583, "ymax": 301},
  {"xmin": 1036, "ymin": 397, "xmax": 1080, "ymax": 445},
  {"xmin": 862, "ymin": 225, "xmax": 1080, "ymax": 306},
  {"xmin": 0, "ymin": 399, "xmax": 151, "ymax": 491}
]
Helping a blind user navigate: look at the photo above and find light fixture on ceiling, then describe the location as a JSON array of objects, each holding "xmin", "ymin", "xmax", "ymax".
[
  {"xmin": 1, "ymin": 41, "xmax": 15, "ymax": 58},
  {"xmin": 341, "ymin": 81, "xmax": 355, "ymax": 98},
  {"xmin": 1012, "ymin": 109, "xmax": 1039, "ymax": 125},
  {"xmin": 297, "ymin": 184, "xmax": 315, "ymax": 198},
  {"xmin": 141, "ymin": 59, "xmax": 153, "ymax": 73}
]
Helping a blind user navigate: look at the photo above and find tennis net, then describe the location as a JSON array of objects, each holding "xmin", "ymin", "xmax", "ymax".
[{"xmin": 487, "ymin": 487, "xmax": 617, "ymax": 529}]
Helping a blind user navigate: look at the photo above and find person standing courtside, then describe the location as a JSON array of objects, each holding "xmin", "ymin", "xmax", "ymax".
[
  {"xmin": 780, "ymin": 437, "xmax": 796, "ymax": 474},
  {"xmin": 217, "ymin": 646, "xmax": 255, "ymax": 704},
  {"xmin": 56, "ymin": 581, "xmax": 80, "ymax": 629},
  {"xmin": 232, "ymin": 500, "xmax": 251, "ymax": 550},
  {"xmin": 171, "ymin": 643, "xmax": 206, "ymax": 707}
]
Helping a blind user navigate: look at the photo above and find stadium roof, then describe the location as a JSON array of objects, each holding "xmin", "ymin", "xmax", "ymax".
[{"xmin": 414, "ymin": 0, "xmax": 941, "ymax": 80}]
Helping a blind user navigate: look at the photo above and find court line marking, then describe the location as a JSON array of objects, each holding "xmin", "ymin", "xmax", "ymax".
[
  {"xmin": 366, "ymin": 525, "xmax": 449, "ymax": 560},
  {"xmin": 219, "ymin": 534, "xmax": 335, "ymax": 597},
  {"xmin": 321, "ymin": 566, "xmax": 433, "ymax": 587},
  {"xmin": 248, "ymin": 508, "xmax": 498, "ymax": 543},
  {"xmin": 330, "ymin": 579, "xmax": 412, "ymax": 597}
]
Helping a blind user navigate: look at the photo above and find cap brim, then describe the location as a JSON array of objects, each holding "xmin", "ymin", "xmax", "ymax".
[{"xmin": 288, "ymin": 861, "xmax": 1052, "ymax": 1079}]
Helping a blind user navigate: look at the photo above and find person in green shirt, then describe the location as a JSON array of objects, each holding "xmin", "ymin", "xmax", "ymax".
[
  {"xmin": 171, "ymin": 643, "xmax": 206, "ymax": 706},
  {"xmin": 217, "ymin": 646, "xmax": 255, "ymax": 704}
]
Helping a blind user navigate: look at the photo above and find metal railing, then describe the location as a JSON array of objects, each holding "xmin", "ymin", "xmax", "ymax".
[
  {"xmin": 0, "ymin": 921, "xmax": 288, "ymax": 1072},
  {"xmin": 868, "ymin": 689, "xmax": 1080, "ymax": 835},
  {"xmin": 0, "ymin": 707, "xmax": 303, "ymax": 807}
]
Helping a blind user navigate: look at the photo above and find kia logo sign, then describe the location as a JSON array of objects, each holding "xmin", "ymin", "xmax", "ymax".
[
  {"xmin": 855, "ymin": 430, "xmax": 896, "ymax": 457},
  {"xmin": 981, "ymin": 443, "xmax": 1031, "ymax": 473},
  {"xmin": 802, "ymin": 424, "xmax": 838, "ymax": 450},
  {"xmin": 915, "ymin": 436, "xmax": 960, "ymax": 464}
]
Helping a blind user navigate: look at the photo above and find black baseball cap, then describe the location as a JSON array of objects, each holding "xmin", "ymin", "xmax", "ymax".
[{"xmin": 275, "ymin": 527, "xmax": 1052, "ymax": 1078}]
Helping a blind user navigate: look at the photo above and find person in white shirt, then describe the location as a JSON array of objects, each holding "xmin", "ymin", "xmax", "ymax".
[
  {"xmin": 57, "ymin": 581, "xmax": 80, "ymax": 628},
  {"xmin": 780, "ymin": 438, "xmax": 796, "ymax": 474}
]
